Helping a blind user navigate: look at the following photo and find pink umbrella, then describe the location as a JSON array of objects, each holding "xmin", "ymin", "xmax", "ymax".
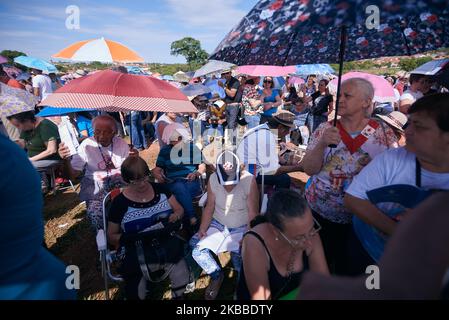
[
  {"xmin": 0, "ymin": 55, "xmax": 8, "ymax": 64},
  {"xmin": 2, "ymin": 65, "xmax": 22, "ymax": 78},
  {"xmin": 39, "ymin": 70, "xmax": 198, "ymax": 113},
  {"xmin": 236, "ymin": 65, "xmax": 296, "ymax": 77},
  {"xmin": 161, "ymin": 123, "xmax": 192, "ymax": 145},
  {"xmin": 328, "ymin": 72, "xmax": 396, "ymax": 103},
  {"xmin": 288, "ymin": 76, "xmax": 305, "ymax": 86}
]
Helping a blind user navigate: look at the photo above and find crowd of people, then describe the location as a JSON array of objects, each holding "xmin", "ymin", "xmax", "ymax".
[{"xmin": 1, "ymin": 62, "xmax": 449, "ymax": 300}]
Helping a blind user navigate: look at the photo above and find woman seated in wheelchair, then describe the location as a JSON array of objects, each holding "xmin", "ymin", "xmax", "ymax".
[
  {"xmin": 152, "ymin": 123, "xmax": 206, "ymax": 232},
  {"xmin": 107, "ymin": 156, "xmax": 190, "ymax": 300},
  {"xmin": 190, "ymin": 150, "xmax": 259, "ymax": 300}
]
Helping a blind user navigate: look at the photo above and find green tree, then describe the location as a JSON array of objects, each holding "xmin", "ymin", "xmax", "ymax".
[
  {"xmin": 0, "ymin": 50, "xmax": 27, "ymax": 64},
  {"xmin": 170, "ymin": 37, "xmax": 208, "ymax": 69},
  {"xmin": 399, "ymin": 57, "xmax": 433, "ymax": 72}
]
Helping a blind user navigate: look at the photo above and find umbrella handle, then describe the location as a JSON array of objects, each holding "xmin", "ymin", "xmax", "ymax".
[
  {"xmin": 329, "ymin": 25, "xmax": 347, "ymax": 149},
  {"xmin": 119, "ymin": 112, "xmax": 127, "ymax": 135}
]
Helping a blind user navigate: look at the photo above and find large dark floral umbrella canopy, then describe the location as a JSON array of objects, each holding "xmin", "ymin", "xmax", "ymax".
[{"xmin": 210, "ymin": 0, "xmax": 449, "ymax": 65}]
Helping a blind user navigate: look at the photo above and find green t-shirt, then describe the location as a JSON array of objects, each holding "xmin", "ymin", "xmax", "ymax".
[{"xmin": 20, "ymin": 119, "xmax": 60, "ymax": 159}]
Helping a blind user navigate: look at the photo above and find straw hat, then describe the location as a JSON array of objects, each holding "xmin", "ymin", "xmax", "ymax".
[
  {"xmin": 213, "ymin": 100, "xmax": 226, "ymax": 108},
  {"xmin": 272, "ymin": 110, "xmax": 295, "ymax": 128},
  {"xmin": 375, "ymin": 111, "xmax": 408, "ymax": 132}
]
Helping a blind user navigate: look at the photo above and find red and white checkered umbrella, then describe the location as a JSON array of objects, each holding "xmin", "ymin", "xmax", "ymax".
[{"xmin": 39, "ymin": 70, "xmax": 198, "ymax": 113}]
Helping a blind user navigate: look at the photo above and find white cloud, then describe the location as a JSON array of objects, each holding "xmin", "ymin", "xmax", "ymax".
[
  {"xmin": 7, "ymin": 4, "xmax": 65, "ymax": 20},
  {"xmin": 0, "ymin": 30, "xmax": 65, "ymax": 40},
  {"xmin": 0, "ymin": 13, "xmax": 44, "ymax": 22},
  {"xmin": 78, "ymin": 4, "xmax": 130, "ymax": 18}
]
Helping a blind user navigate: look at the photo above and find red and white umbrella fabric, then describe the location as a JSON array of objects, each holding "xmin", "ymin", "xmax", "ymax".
[{"xmin": 39, "ymin": 70, "xmax": 198, "ymax": 113}]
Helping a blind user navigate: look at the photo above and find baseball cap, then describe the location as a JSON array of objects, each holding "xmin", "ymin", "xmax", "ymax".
[{"xmin": 216, "ymin": 150, "xmax": 240, "ymax": 186}]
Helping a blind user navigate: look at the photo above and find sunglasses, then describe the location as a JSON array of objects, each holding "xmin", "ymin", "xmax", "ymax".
[{"xmin": 264, "ymin": 80, "xmax": 273, "ymax": 83}]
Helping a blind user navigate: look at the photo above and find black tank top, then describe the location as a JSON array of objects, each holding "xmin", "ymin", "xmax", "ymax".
[{"xmin": 236, "ymin": 230, "xmax": 309, "ymax": 300}]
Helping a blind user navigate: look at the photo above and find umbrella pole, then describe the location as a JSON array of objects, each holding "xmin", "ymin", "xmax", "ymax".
[
  {"xmin": 120, "ymin": 112, "xmax": 127, "ymax": 136},
  {"xmin": 129, "ymin": 113, "xmax": 133, "ymax": 148},
  {"xmin": 330, "ymin": 25, "xmax": 347, "ymax": 147}
]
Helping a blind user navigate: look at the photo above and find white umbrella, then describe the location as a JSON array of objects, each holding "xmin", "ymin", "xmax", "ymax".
[
  {"xmin": 193, "ymin": 60, "xmax": 235, "ymax": 78},
  {"xmin": 173, "ymin": 71, "xmax": 190, "ymax": 82}
]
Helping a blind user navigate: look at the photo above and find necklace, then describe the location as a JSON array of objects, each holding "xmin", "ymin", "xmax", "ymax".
[
  {"xmin": 125, "ymin": 186, "xmax": 154, "ymax": 204},
  {"xmin": 286, "ymin": 248, "xmax": 300, "ymax": 276},
  {"xmin": 97, "ymin": 140, "xmax": 114, "ymax": 170},
  {"xmin": 97, "ymin": 140, "xmax": 114, "ymax": 190}
]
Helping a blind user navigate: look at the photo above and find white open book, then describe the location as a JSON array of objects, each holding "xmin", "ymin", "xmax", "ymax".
[
  {"xmin": 197, "ymin": 227, "xmax": 243, "ymax": 254},
  {"xmin": 58, "ymin": 117, "xmax": 79, "ymax": 156}
]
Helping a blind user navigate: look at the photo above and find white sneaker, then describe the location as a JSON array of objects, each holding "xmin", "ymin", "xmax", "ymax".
[{"xmin": 137, "ymin": 277, "xmax": 147, "ymax": 300}]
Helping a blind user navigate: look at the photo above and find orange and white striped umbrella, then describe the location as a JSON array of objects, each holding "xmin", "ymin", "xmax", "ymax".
[{"xmin": 52, "ymin": 37, "xmax": 144, "ymax": 63}]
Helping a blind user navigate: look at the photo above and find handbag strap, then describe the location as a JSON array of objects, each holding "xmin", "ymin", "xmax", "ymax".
[{"xmin": 135, "ymin": 240, "xmax": 175, "ymax": 283}]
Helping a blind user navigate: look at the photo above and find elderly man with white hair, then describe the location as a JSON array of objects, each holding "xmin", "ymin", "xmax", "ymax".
[
  {"xmin": 301, "ymin": 78, "xmax": 399, "ymax": 275},
  {"xmin": 58, "ymin": 114, "xmax": 136, "ymax": 230}
]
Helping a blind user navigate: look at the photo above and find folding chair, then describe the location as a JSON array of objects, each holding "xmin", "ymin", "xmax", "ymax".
[
  {"xmin": 191, "ymin": 172, "xmax": 208, "ymax": 209},
  {"xmin": 96, "ymin": 189, "xmax": 124, "ymax": 300},
  {"xmin": 46, "ymin": 162, "xmax": 77, "ymax": 194},
  {"xmin": 247, "ymin": 163, "xmax": 269, "ymax": 214}
]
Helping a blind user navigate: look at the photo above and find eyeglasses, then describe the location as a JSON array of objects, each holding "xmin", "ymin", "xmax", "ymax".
[
  {"xmin": 264, "ymin": 80, "xmax": 273, "ymax": 83},
  {"xmin": 128, "ymin": 176, "xmax": 150, "ymax": 185},
  {"xmin": 277, "ymin": 218, "xmax": 322, "ymax": 247},
  {"xmin": 94, "ymin": 129, "xmax": 114, "ymax": 136}
]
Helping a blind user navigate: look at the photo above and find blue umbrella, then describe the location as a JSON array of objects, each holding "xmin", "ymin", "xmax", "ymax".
[
  {"xmin": 16, "ymin": 72, "xmax": 31, "ymax": 81},
  {"xmin": 162, "ymin": 75, "xmax": 174, "ymax": 81},
  {"xmin": 293, "ymin": 64, "xmax": 335, "ymax": 76},
  {"xmin": 203, "ymin": 79, "xmax": 225, "ymax": 99},
  {"xmin": 353, "ymin": 184, "xmax": 435, "ymax": 262},
  {"xmin": 258, "ymin": 76, "xmax": 285, "ymax": 90},
  {"xmin": 14, "ymin": 56, "xmax": 58, "ymax": 73},
  {"xmin": 185, "ymin": 71, "xmax": 195, "ymax": 78},
  {"xmin": 37, "ymin": 106, "xmax": 95, "ymax": 117},
  {"xmin": 180, "ymin": 83, "xmax": 211, "ymax": 97},
  {"xmin": 126, "ymin": 66, "xmax": 148, "ymax": 75}
]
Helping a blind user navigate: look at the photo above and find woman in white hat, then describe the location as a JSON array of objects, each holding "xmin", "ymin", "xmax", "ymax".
[{"xmin": 190, "ymin": 150, "xmax": 259, "ymax": 300}]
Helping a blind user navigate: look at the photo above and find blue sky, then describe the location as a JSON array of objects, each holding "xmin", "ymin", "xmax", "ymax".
[{"xmin": 0, "ymin": 0, "xmax": 258, "ymax": 63}]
